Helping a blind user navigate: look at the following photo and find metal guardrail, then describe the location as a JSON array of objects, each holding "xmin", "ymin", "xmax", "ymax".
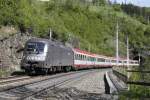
[
  {"xmin": 127, "ymin": 81, "xmax": 150, "ymax": 86},
  {"xmin": 113, "ymin": 70, "xmax": 127, "ymax": 83},
  {"xmin": 113, "ymin": 70, "xmax": 150, "ymax": 86},
  {"xmin": 127, "ymin": 70, "xmax": 150, "ymax": 73}
]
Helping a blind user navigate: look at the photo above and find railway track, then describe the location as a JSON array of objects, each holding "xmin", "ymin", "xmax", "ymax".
[
  {"xmin": 0, "ymin": 76, "xmax": 18, "ymax": 80},
  {"xmin": 0, "ymin": 76, "xmax": 31, "ymax": 85},
  {"xmin": 0, "ymin": 69, "xmax": 98, "ymax": 100}
]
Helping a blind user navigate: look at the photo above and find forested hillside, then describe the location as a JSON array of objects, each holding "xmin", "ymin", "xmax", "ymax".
[
  {"xmin": 121, "ymin": 3, "xmax": 150, "ymax": 24},
  {"xmin": 0, "ymin": 0, "xmax": 149, "ymax": 57}
]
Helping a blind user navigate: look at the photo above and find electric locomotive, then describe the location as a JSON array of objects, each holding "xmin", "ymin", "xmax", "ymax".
[{"xmin": 21, "ymin": 38, "xmax": 74, "ymax": 74}]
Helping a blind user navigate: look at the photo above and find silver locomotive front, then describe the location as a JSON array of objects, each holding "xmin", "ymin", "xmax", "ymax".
[{"xmin": 21, "ymin": 39, "xmax": 48, "ymax": 73}]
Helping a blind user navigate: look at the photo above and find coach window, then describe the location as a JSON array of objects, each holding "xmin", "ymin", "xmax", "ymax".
[
  {"xmin": 89, "ymin": 57, "xmax": 91, "ymax": 61},
  {"xmin": 79, "ymin": 54, "xmax": 81, "ymax": 60},
  {"xmin": 76, "ymin": 54, "xmax": 77, "ymax": 60},
  {"xmin": 83, "ymin": 55, "xmax": 84, "ymax": 60},
  {"xmin": 98, "ymin": 58, "xmax": 105, "ymax": 62},
  {"xmin": 93, "ymin": 58, "xmax": 95, "ymax": 61},
  {"xmin": 83, "ymin": 55, "xmax": 85, "ymax": 60},
  {"xmin": 75, "ymin": 54, "xmax": 77, "ymax": 60},
  {"xmin": 82, "ymin": 55, "xmax": 84, "ymax": 60},
  {"xmin": 91, "ymin": 57, "xmax": 93, "ymax": 61},
  {"xmin": 104, "ymin": 59, "xmax": 106, "ymax": 62},
  {"xmin": 76, "ymin": 54, "xmax": 78, "ymax": 60},
  {"xmin": 74, "ymin": 54, "xmax": 76, "ymax": 59},
  {"xmin": 92, "ymin": 57, "xmax": 94, "ymax": 61},
  {"xmin": 77, "ymin": 54, "xmax": 79, "ymax": 60},
  {"xmin": 112, "ymin": 60, "xmax": 116, "ymax": 63},
  {"xmin": 75, "ymin": 54, "xmax": 76, "ymax": 60},
  {"xmin": 87, "ymin": 57, "xmax": 89, "ymax": 61}
]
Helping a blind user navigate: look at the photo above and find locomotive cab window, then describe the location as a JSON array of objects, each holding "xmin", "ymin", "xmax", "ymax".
[{"xmin": 27, "ymin": 42, "xmax": 45, "ymax": 54}]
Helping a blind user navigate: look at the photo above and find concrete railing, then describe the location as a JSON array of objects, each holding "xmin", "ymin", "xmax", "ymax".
[{"xmin": 104, "ymin": 71, "xmax": 118, "ymax": 94}]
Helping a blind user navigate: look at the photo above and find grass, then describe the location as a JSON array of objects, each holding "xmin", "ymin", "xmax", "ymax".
[
  {"xmin": 119, "ymin": 85, "xmax": 150, "ymax": 99},
  {"xmin": 0, "ymin": 68, "xmax": 11, "ymax": 77}
]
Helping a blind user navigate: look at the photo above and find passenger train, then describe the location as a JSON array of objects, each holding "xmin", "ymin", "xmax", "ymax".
[{"xmin": 21, "ymin": 38, "xmax": 139, "ymax": 74}]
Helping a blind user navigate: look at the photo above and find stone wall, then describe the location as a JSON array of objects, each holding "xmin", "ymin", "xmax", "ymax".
[{"xmin": 0, "ymin": 33, "xmax": 31, "ymax": 74}]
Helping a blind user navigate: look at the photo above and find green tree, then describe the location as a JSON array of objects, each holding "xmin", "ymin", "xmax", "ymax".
[{"xmin": 0, "ymin": 0, "xmax": 18, "ymax": 25}]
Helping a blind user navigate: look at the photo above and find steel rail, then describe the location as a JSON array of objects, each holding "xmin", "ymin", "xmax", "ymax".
[
  {"xmin": 0, "ymin": 76, "xmax": 31, "ymax": 85},
  {"xmin": 0, "ymin": 69, "xmax": 96, "ymax": 99},
  {"xmin": 21, "ymin": 70, "xmax": 98, "ymax": 100},
  {"xmin": 0, "ymin": 76, "xmax": 18, "ymax": 80}
]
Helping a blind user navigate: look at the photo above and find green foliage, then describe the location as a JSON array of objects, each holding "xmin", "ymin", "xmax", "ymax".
[
  {"xmin": 144, "ymin": 26, "xmax": 150, "ymax": 36},
  {"xmin": 0, "ymin": 0, "xmax": 149, "ymax": 57},
  {"xmin": 0, "ymin": 0, "xmax": 18, "ymax": 25}
]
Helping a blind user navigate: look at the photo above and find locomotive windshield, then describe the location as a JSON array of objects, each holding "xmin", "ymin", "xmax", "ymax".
[{"xmin": 26, "ymin": 42, "xmax": 45, "ymax": 54}]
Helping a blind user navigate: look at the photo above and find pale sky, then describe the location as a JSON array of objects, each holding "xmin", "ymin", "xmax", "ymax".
[{"xmin": 111, "ymin": 0, "xmax": 150, "ymax": 7}]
